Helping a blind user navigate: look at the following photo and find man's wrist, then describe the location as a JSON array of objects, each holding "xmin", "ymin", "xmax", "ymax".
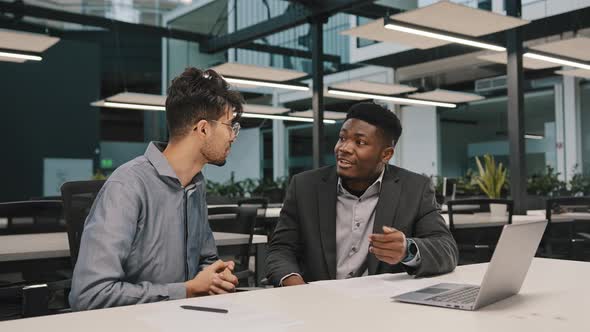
[
  {"xmin": 282, "ymin": 274, "xmax": 305, "ymax": 286},
  {"xmin": 402, "ymin": 238, "xmax": 418, "ymax": 263}
]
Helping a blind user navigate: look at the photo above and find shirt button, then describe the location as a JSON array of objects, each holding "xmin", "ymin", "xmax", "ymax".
[
  {"xmin": 352, "ymin": 246, "xmax": 358, "ymax": 253},
  {"xmin": 355, "ymin": 222, "xmax": 361, "ymax": 228}
]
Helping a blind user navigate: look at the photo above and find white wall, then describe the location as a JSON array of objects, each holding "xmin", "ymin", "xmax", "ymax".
[
  {"xmin": 397, "ymin": 105, "xmax": 439, "ymax": 176},
  {"xmin": 203, "ymin": 128, "xmax": 261, "ymax": 183}
]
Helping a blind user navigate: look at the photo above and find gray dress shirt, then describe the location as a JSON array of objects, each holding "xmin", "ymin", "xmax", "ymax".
[
  {"xmin": 335, "ymin": 170, "xmax": 383, "ymax": 279},
  {"xmin": 335, "ymin": 168, "xmax": 421, "ymax": 280},
  {"xmin": 69, "ymin": 142, "xmax": 218, "ymax": 311}
]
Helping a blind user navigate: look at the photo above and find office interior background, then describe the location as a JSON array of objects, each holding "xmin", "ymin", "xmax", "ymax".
[
  {"xmin": 2, "ymin": 0, "xmax": 590, "ymax": 206},
  {"xmin": 2, "ymin": 0, "xmax": 590, "ymax": 323}
]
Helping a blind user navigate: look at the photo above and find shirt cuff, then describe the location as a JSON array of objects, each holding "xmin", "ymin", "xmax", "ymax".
[
  {"xmin": 167, "ymin": 282, "xmax": 187, "ymax": 300},
  {"xmin": 279, "ymin": 273, "xmax": 302, "ymax": 287},
  {"xmin": 401, "ymin": 239, "xmax": 421, "ymax": 267}
]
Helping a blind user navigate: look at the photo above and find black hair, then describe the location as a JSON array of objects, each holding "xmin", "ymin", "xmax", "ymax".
[
  {"xmin": 165, "ymin": 67, "xmax": 244, "ymax": 139},
  {"xmin": 345, "ymin": 102, "xmax": 402, "ymax": 147}
]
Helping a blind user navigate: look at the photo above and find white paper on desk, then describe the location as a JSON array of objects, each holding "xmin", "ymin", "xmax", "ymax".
[
  {"xmin": 311, "ymin": 274, "xmax": 440, "ymax": 300},
  {"xmin": 136, "ymin": 296, "xmax": 303, "ymax": 332}
]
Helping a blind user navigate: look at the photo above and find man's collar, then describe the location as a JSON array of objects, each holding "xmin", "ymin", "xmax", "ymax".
[
  {"xmin": 337, "ymin": 166, "xmax": 386, "ymax": 197},
  {"xmin": 144, "ymin": 141, "xmax": 204, "ymax": 186}
]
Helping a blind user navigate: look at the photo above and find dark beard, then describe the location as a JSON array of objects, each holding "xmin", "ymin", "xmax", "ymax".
[{"xmin": 209, "ymin": 159, "xmax": 227, "ymax": 167}]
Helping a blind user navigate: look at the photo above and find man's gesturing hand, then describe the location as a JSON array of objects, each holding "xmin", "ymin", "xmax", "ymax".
[{"xmin": 368, "ymin": 226, "xmax": 407, "ymax": 265}]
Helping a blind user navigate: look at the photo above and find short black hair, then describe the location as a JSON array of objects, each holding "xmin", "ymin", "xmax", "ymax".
[
  {"xmin": 345, "ymin": 102, "xmax": 402, "ymax": 147},
  {"xmin": 165, "ymin": 67, "xmax": 244, "ymax": 139}
]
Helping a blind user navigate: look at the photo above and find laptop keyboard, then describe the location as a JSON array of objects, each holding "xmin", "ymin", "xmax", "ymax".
[{"xmin": 427, "ymin": 286, "xmax": 480, "ymax": 304}]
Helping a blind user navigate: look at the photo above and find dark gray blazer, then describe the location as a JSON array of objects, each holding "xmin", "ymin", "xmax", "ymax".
[{"xmin": 266, "ymin": 164, "xmax": 458, "ymax": 286}]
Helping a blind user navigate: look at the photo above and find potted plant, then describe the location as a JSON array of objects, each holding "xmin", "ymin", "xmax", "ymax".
[{"xmin": 475, "ymin": 154, "xmax": 508, "ymax": 217}]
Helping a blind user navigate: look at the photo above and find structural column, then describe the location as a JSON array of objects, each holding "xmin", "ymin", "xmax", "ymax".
[
  {"xmin": 272, "ymin": 92, "xmax": 288, "ymax": 179},
  {"xmin": 311, "ymin": 16, "xmax": 326, "ymax": 169},
  {"xmin": 563, "ymin": 74, "xmax": 583, "ymax": 180},
  {"xmin": 506, "ymin": 0, "xmax": 527, "ymax": 214}
]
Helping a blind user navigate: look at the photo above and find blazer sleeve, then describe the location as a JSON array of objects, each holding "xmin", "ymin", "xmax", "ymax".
[
  {"xmin": 405, "ymin": 179, "xmax": 459, "ymax": 277},
  {"xmin": 265, "ymin": 176, "xmax": 304, "ymax": 286}
]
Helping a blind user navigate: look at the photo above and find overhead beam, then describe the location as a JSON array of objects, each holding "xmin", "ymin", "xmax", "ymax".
[
  {"xmin": 364, "ymin": 6, "xmax": 590, "ymax": 69},
  {"xmin": 239, "ymin": 42, "xmax": 341, "ymax": 63},
  {"xmin": 506, "ymin": 1, "xmax": 527, "ymax": 215},
  {"xmin": 0, "ymin": 1, "xmax": 342, "ymax": 63},
  {"xmin": 0, "ymin": 1, "xmax": 209, "ymax": 42},
  {"xmin": 201, "ymin": 0, "xmax": 375, "ymax": 53}
]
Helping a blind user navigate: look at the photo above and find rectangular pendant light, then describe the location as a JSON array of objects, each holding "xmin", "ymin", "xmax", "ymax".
[
  {"xmin": 0, "ymin": 49, "xmax": 42, "ymax": 62},
  {"xmin": 91, "ymin": 94, "xmax": 334, "ymax": 123},
  {"xmin": 224, "ymin": 77, "xmax": 309, "ymax": 91},
  {"xmin": 241, "ymin": 113, "xmax": 336, "ymax": 124},
  {"xmin": 102, "ymin": 101, "xmax": 165, "ymax": 111},
  {"xmin": 523, "ymin": 51, "xmax": 590, "ymax": 71},
  {"xmin": 327, "ymin": 88, "xmax": 456, "ymax": 108},
  {"xmin": 383, "ymin": 18, "xmax": 505, "ymax": 52},
  {"xmin": 524, "ymin": 134, "xmax": 544, "ymax": 140}
]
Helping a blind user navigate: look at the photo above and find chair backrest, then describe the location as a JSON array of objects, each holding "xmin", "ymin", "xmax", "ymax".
[
  {"xmin": 60, "ymin": 180, "xmax": 106, "ymax": 267},
  {"xmin": 237, "ymin": 197, "xmax": 268, "ymax": 208},
  {"xmin": 207, "ymin": 205, "xmax": 258, "ymax": 268},
  {"xmin": 442, "ymin": 177, "xmax": 457, "ymax": 201},
  {"xmin": 447, "ymin": 198, "xmax": 514, "ymax": 231},
  {"xmin": 208, "ymin": 206, "xmax": 240, "ymax": 230},
  {"xmin": 545, "ymin": 196, "xmax": 590, "ymax": 222},
  {"xmin": 0, "ymin": 200, "xmax": 63, "ymax": 235},
  {"xmin": 233, "ymin": 206, "xmax": 258, "ymax": 268}
]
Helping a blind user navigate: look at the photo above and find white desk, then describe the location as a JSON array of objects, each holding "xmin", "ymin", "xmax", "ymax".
[
  {"xmin": 441, "ymin": 213, "xmax": 545, "ymax": 229},
  {"xmin": 527, "ymin": 209, "xmax": 590, "ymax": 222},
  {"xmin": 0, "ymin": 232, "xmax": 267, "ymax": 263},
  {"xmin": 442, "ymin": 210, "xmax": 590, "ymax": 229},
  {"xmin": 1, "ymin": 258, "xmax": 586, "ymax": 331}
]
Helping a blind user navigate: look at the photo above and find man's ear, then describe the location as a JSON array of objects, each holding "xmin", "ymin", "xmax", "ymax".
[
  {"xmin": 194, "ymin": 119, "xmax": 209, "ymax": 137},
  {"xmin": 382, "ymin": 146, "xmax": 394, "ymax": 164}
]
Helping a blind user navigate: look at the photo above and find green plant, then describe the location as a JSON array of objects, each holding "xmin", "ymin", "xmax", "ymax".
[
  {"xmin": 457, "ymin": 168, "xmax": 484, "ymax": 196},
  {"xmin": 475, "ymin": 154, "xmax": 507, "ymax": 199},
  {"xmin": 570, "ymin": 173, "xmax": 590, "ymax": 196},
  {"xmin": 206, "ymin": 172, "xmax": 245, "ymax": 198},
  {"xmin": 527, "ymin": 165, "xmax": 566, "ymax": 197}
]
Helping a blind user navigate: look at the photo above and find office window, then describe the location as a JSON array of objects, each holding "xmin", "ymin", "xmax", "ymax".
[
  {"xmin": 439, "ymin": 89, "xmax": 557, "ymax": 178},
  {"xmin": 356, "ymin": 16, "xmax": 378, "ymax": 48},
  {"xmin": 581, "ymin": 82, "xmax": 590, "ymax": 175}
]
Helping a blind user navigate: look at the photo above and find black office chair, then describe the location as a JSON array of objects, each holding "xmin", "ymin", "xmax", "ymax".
[
  {"xmin": 238, "ymin": 197, "xmax": 271, "ymax": 238},
  {"xmin": 208, "ymin": 205, "xmax": 258, "ymax": 286},
  {"xmin": 0, "ymin": 201, "xmax": 71, "ymax": 319},
  {"xmin": 60, "ymin": 180, "xmax": 106, "ymax": 267},
  {"xmin": 448, "ymin": 198, "xmax": 513, "ymax": 265},
  {"xmin": 208, "ymin": 206, "xmax": 240, "ymax": 233},
  {"xmin": 0, "ymin": 200, "xmax": 64, "ymax": 235},
  {"xmin": 544, "ymin": 197, "xmax": 590, "ymax": 260}
]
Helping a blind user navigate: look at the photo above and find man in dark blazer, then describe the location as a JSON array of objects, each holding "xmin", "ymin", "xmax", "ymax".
[{"xmin": 266, "ymin": 102, "xmax": 458, "ymax": 287}]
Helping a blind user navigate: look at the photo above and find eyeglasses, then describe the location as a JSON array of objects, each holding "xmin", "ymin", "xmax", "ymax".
[{"xmin": 210, "ymin": 120, "xmax": 240, "ymax": 137}]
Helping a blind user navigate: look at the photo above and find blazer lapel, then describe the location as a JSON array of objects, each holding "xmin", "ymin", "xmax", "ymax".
[
  {"xmin": 318, "ymin": 168, "xmax": 338, "ymax": 279},
  {"xmin": 368, "ymin": 165, "xmax": 402, "ymax": 275}
]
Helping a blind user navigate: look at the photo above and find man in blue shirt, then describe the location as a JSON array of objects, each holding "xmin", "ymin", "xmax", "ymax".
[{"xmin": 70, "ymin": 68, "xmax": 244, "ymax": 310}]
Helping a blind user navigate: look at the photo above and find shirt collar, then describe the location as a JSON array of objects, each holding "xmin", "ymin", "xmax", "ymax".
[
  {"xmin": 144, "ymin": 141, "xmax": 204, "ymax": 187},
  {"xmin": 337, "ymin": 166, "xmax": 385, "ymax": 199}
]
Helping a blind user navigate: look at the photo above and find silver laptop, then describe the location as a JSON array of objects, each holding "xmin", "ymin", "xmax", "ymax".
[{"xmin": 393, "ymin": 221, "xmax": 547, "ymax": 311}]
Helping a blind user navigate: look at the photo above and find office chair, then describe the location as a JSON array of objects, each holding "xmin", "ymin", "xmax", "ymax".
[
  {"xmin": 448, "ymin": 198, "xmax": 513, "ymax": 264},
  {"xmin": 544, "ymin": 196, "xmax": 590, "ymax": 260}
]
